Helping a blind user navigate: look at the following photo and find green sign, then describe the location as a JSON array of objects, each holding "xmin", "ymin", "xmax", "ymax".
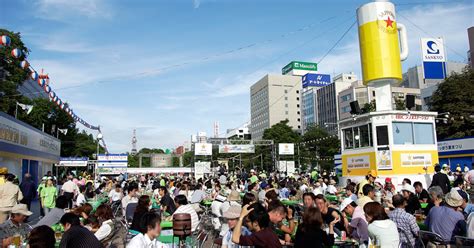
[{"xmin": 282, "ymin": 61, "xmax": 318, "ymax": 75}]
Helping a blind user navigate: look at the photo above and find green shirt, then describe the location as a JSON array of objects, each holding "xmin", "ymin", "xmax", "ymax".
[
  {"xmin": 311, "ymin": 171, "xmax": 318, "ymax": 179},
  {"xmin": 160, "ymin": 179, "xmax": 166, "ymax": 187},
  {"xmin": 250, "ymin": 175, "xmax": 258, "ymax": 184},
  {"xmin": 41, "ymin": 186, "xmax": 57, "ymax": 208},
  {"xmin": 37, "ymin": 183, "xmax": 45, "ymax": 195}
]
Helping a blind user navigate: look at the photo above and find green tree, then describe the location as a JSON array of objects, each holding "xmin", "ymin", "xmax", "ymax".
[
  {"xmin": 172, "ymin": 156, "xmax": 180, "ymax": 167},
  {"xmin": 361, "ymin": 99, "xmax": 376, "ymax": 114},
  {"xmin": 301, "ymin": 125, "xmax": 340, "ymax": 171},
  {"xmin": 128, "ymin": 154, "xmax": 139, "ymax": 168},
  {"xmin": 182, "ymin": 151, "xmax": 193, "ymax": 167},
  {"xmin": 0, "ymin": 29, "xmax": 30, "ymax": 115},
  {"xmin": 429, "ymin": 68, "xmax": 474, "ymax": 139},
  {"xmin": 394, "ymin": 97, "xmax": 406, "ymax": 110}
]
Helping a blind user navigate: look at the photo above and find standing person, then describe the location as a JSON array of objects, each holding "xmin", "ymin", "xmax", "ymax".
[
  {"xmin": 59, "ymin": 213, "xmax": 103, "ymax": 248},
  {"xmin": 76, "ymin": 185, "xmax": 87, "ymax": 207},
  {"xmin": 127, "ymin": 212, "xmax": 167, "ymax": 248},
  {"xmin": 222, "ymin": 205, "xmax": 252, "ymax": 248},
  {"xmin": 61, "ymin": 175, "xmax": 78, "ymax": 209},
  {"xmin": 294, "ymin": 207, "xmax": 336, "ymax": 248},
  {"xmin": 37, "ymin": 177, "xmax": 47, "ymax": 217},
  {"xmin": 231, "ymin": 203, "xmax": 282, "ymax": 248},
  {"xmin": 19, "ymin": 173, "xmax": 37, "ymax": 211},
  {"xmin": 364, "ymin": 202, "xmax": 400, "ymax": 247},
  {"xmin": 388, "ymin": 194, "xmax": 419, "ymax": 247},
  {"xmin": 158, "ymin": 186, "xmax": 176, "ymax": 215},
  {"xmin": 430, "ymin": 164, "xmax": 451, "ymax": 194},
  {"xmin": 41, "ymin": 178, "xmax": 58, "ymax": 215},
  {"xmin": 0, "ymin": 174, "xmax": 24, "ymax": 224}
]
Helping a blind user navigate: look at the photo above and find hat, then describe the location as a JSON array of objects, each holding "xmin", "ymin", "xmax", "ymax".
[
  {"xmin": 47, "ymin": 177, "xmax": 53, "ymax": 180},
  {"xmin": 250, "ymin": 169, "xmax": 255, "ymax": 173},
  {"xmin": 401, "ymin": 184, "xmax": 415, "ymax": 194},
  {"xmin": 260, "ymin": 182, "xmax": 269, "ymax": 189},
  {"xmin": 367, "ymin": 170, "xmax": 378, "ymax": 178},
  {"xmin": 223, "ymin": 205, "xmax": 242, "ymax": 219},
  {"xmin": 442, "ymin": 164, "xmax": 448, "ymax": 168},
  {"xmin": 42, "ymin": 176, "xmax": 47, "ymax": 181},
  {"xmin": 228, "ymin": 190, "xmax": 241, "ymax": 201},
  {"xmin": 456, "ymin": 166, "xmax": 461, "ymax": 172},
  {"xmin": 340, "ymin": 198, "xmax": 354, "ymax": 212},
  {"xmin": 11, "ymin": 204, "xmax": 32, "ymax": 216},
  {"xmin": 0, "ymin": 167, "xmax": 8, "ymax": 175},
  {"xmin": 445, "ymin": 189, "xmax": 463, "ymax": 207},
  {"xmin": 385, "ymin": 177, "xmax": 392, "ymax": 183}
]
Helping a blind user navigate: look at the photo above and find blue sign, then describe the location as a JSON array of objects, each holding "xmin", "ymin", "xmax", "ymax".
[
  {"xmin": 302, "ymin": 73, "xmax": 331, "ymax": 88},
  {"xmin": 423, "ymin": 61, "xmax": 446, "ymax": 79}
]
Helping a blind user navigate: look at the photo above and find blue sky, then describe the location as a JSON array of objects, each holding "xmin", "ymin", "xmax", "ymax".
[{"xmin": 1, "ymin": 0, "xmax": 473, "ymax": 152}]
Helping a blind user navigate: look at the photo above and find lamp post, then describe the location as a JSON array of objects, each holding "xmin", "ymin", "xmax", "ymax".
[{"xmin": 95, "ymin": 132, "xmax": 103, "ymax": 180}]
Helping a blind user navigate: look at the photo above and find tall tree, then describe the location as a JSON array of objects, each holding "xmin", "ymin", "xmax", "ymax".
[
  {"xmin": 301, "ymin": 125, "xmax": 340, "ymax": 171},
  {"xmin": 429, "ymin": 68, "xmax": 474, "ymax": 139}
]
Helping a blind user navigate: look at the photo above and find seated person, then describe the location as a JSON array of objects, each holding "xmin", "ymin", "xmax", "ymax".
[
  {"xmin": 222, "ymin": 205, "xmax": 252, "ymax": 248},
  {"xmin": 127, "ymin": 212, "xmax": 167, "ymax": 248},
  {"xmin": 232, "ymin": 203, "xmax": 282, "ymax": 248},
  {"xmin": 72, "ymin": 203, "xmax": 93, "ymax": 224},
  {"xmin": 131, "ymin": 195, "xmax": 151, "ymax": 232},
  {"xmin": 157, "ymin": 186, "xmax": 176, "ymax": 215},
  {"xmin": 315, "ymin": 194, "xmax": 345, "ymax": 234},
  {"xmin": 294, "ymin": 207, "xmax": 336, "ymax": 248},
  {"xmin": 0, "ymin": 204, "xmax": 32, "ymax": 247},
  {"xmin": 34, "ymin": 195, "xmax": 68, "ymax": 227},
  {"xmin": 27, "ymin": 225, "xmax": 55, "ymax": 248},
  {"xmin": 59, "ymin": 213, "xmax": 103, "ymax": 248},
  {"xmin": 93, "ymin": 204, "xmax": 115, "ymax": 244},
  {"xmin": 173, "ymin": 195, "xmax": 199, "ymax": 232}
]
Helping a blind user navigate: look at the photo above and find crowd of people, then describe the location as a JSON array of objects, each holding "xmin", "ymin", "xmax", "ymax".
[{"xmin": 0, "ymin": 162, "xmax": 472, "ymax": 247}]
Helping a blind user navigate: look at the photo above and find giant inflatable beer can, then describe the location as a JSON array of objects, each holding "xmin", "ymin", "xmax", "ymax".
[{"xmin": 357, "ymin": 0, "xmax": 408, "ymax": 85}]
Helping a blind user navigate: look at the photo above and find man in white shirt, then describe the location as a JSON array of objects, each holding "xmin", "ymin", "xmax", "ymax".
[
  {"xmin": 127, "ymin": 212, "xmax": 167, "ymax": 248},
  {"xmin": 61, "ymin": 175, "xmax": 78, "ymax": 209},
  {"xmin": 173, "ymin": 195, "xmax": 199, "ymax": 232}
]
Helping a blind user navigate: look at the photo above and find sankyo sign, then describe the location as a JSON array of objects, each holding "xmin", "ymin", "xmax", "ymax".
[{"xmin": 282, "ymin": 61, "xmax": 318, "ymax": 74}]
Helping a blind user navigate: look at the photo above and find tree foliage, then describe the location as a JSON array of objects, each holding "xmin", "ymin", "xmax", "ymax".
[
  {"xmin": 301, "ymin": 125, "xmax": 340, "ymax": 171},
  {"xmin": 429, "ymin": 68, "xmax": 474, "ymax": 139},
  {"xmin": 0, "ymin": 29, "xmax": 30, "ymax": 115}
]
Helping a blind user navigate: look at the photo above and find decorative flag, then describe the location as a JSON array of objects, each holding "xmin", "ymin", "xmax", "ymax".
[
  {"xmin": 31, "ymin": 71, "xmax": 38, "ymax": 81},
  {"xmin": 11, "ymin": 48, "xmax": 22, "ymax": 58},
  {"xmin": 44, "ymin": 85, "xmax": 51, "ymax": 93},
  {"xmin": 17, "ymin": 103, "xmax": 34, "ymax": 115},
  {"xmin": 58, "ymin": 128, "xmax": 68, "ymax": 135},
  {"xmin": 1, "ymin": 35, "xmax": 11, "ymax": 46},
  {"xmin": 20, "ymin": 60, "xmax": 29, "ymax": 69}
]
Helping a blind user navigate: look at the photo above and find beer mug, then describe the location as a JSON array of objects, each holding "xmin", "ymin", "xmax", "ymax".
[
  {"xmin": 11, "ymin": 234, "xmax": 21, "ymax": 247},
  {"xmin": 357, "ymin": 0, "xmax": 408, "ymax": 85}
]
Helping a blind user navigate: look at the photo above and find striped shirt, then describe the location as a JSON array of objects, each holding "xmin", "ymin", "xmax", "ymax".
[{"xmin": 173, "ymin": 204, "xmax": 200, "ymax": 232}]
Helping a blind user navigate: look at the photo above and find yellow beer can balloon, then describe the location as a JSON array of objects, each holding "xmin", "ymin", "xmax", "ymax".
[{"xmin": 357, "ymin": 0, "xmax": 408, "ymax": 85}]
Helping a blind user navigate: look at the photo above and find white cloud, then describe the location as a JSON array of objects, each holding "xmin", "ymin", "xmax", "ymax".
[{"xmin": 34, "ymin": 0, "xmax": 111, "ymax": 21}]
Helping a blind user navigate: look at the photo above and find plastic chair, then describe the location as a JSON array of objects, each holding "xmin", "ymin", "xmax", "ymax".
[
  {"xmin": 418, "ymin": 230, "xmax": 449, "ymax": 247},
  {"xmin": 196, "ymin": 230, "xmax": 208, "ymax": 248},
  {"xmin": 211, "ymin": 237, "xmax": 222, "ymax": 248},
  {"xmin": 398, "ymin": 227, "xmax": 414, "ymax": 248},
  {"xmin": 125, "ymin": 202, "xmax": 138, "ymax": 223},
  {"xmin": 454, "ymin": 236, "xmax": 474, "ymax": 247}
]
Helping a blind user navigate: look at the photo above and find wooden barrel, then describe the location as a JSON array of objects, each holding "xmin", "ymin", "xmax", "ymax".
[{"xmin": 173, "ymin": 213, "xmax": 192, "ymax": 237}]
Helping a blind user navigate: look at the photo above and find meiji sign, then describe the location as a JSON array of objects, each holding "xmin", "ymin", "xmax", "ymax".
[
  {"xmin": 421, "ymin": 38, "xmax": 446, "ymax": 62},
  {"xmin": 282, "ymin": 61, "xmax": 318, "ymax": 75}
]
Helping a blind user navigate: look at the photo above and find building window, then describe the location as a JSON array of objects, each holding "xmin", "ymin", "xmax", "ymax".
[
  {"xmin": 341, "ymin": 94, "xmax": 351, "ymax": 102},
  {"xmin": 296, "ymin": 90, "xmax": 299, "ymax": 94},
  {"xmin": 297, "ymin": 118, "xmax": 300, "ymax": 122},
  {"xmin": 376, "ymin": 126, "xmax": 389, "ymax": 146},
  {"xmin": 297, "ymin": 104, "xmax": 300, "ymax": 108},
  {"xmin": 285, "ymin": 111, "xmax": 288, "ymax": 115},
  {"xmin": 393, "ymin": 122, "xmax": 413, "ymax": 145},
  {"xmin": 284, "ymin": 89, "xmax": 288, "ymax": 94},
  {"xmin": 414, "ymin": 123, "xmax": 434, "ymax": 144},
  {"xmin": 285, "ymin": 97, "xmax": 288, "ymax": 100},
  {"xmin": 285, "ymin": 104, "xmax": 288, "ymax": 108}
]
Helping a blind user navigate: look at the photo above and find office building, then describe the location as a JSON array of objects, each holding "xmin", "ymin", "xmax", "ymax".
[
  {"xmin": 338, "ymin": 83, "xmax": 422, "ymax": 120},
  {"xmin": 226, "ymin": 121, "xmax": 251, "ymax": 139},
  {"xmin": 316, "ymin": 73, "xmax": 357, "ymax": 135},
  {"xmin": 301, "ymin": 87, "xmax": 318, "ymax": 132},
  {"xmin": 250, "ymin": 74, "xmax": 302, "ymax": 140}
]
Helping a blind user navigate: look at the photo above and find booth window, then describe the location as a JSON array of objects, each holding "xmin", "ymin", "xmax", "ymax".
[
  {"xmin": 392, "ymin": 122, "xmax": 434, "ymax": 145},
  {"xmin": 376, "ymin": 126, "xmax": 389, "ymax": 146},
  {"xmin": 343, "ymin": 124, "xmax": 372, "ymax": 149},
  {"xmin": 414, "ymin": 123, "xmax": 435, "ymax": 144}
]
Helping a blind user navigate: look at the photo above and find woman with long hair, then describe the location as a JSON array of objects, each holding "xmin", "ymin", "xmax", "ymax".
[
  {"xmin": 131, "ymin": 195, "xmax": 151, "ymax": 232},
  {"xmin": 93, "ymin": 204, "xmax": 115, "ymax": 244},
  {"xmin": 364, "ymin": 202, "xmax": 399, "ymax": 247},
  {"xmin": 294, "ymin": 207, "xmax": 336, "ymax": 247}
]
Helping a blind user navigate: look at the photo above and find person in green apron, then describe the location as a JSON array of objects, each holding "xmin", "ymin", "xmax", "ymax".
[
  {"xmin": 41, "ymin": 178, "xmax": 58, "ymax": 215},
  {"xmin": 37, "ymin": 177, "xmax": 47, "ymax": 217}
]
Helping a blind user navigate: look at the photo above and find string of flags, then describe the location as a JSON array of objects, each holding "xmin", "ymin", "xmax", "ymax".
[
  {"xmin": 299, "ymin": 135, "xmax": 339, "ymax": 145},
  {"xmin": 1, "ymin": 34, "xmax": 99, "ymax": 131}
]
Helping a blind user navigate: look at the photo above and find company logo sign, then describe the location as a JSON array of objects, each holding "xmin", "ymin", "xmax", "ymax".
[
  {"xmin": 282, "ymin": 61, "xmax": 318, "ymax": 75},
  {"xmin": 377, "ymin": 10, "xmax": 396, "ymax": 34},
  {"xmin": 421, "ymin": 38, "xmax": 445, "ymax": 62},
  {"xmin": 302, "ymin": 73, "xmax": 331, "ymax": 88}
]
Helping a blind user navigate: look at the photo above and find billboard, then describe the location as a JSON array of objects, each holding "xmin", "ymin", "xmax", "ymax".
[
  {"xmin": 346, "ymin": 155, "xmax": 370, "ymax": 169},
  {"xmin": 194, "ymin": 143, "xmax": 212, "ymax": 156},
  {"xmin": 278, "ymin": 143, "xmax": 295, "ymax": 155},
  {"xmin": 218, "ymin": 144, "xmax": 255, "ymax": 153},
  {"xmin": 59, "ymin": 157, "xmax": 88, "ymax": 167},
  {"xmin": 302, "ymin": 73, "xmax": 331, "ymax": 88},
  {"xmin": 400, "ymin": 153, "xmax": 432, "ymax": 167},
  {"xmin": 376, "ymin": 150, "xmax": 392, "ymax": 170},
  {"xmin": 282, "ymin": 61, "xmax": 318, "ymax": 76},
  {"xmin": 278, "ymin": 161, "xmax": 295, "ymax": 174},
  {"xmin": 194, "ymin": 161, "xmax": 211, "ymax": 180},
  {"xmin": 421, "ymin": 38, "xmax": 446, "ymax": 79},
  {"xmin": 97, "ymin": 154, "xmax": 128, "ymax": 167}
]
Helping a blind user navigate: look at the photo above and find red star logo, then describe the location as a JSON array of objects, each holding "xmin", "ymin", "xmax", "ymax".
[{"xmin": 384, "ymin": 16, "xmax": 394, "ymax": 28}]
